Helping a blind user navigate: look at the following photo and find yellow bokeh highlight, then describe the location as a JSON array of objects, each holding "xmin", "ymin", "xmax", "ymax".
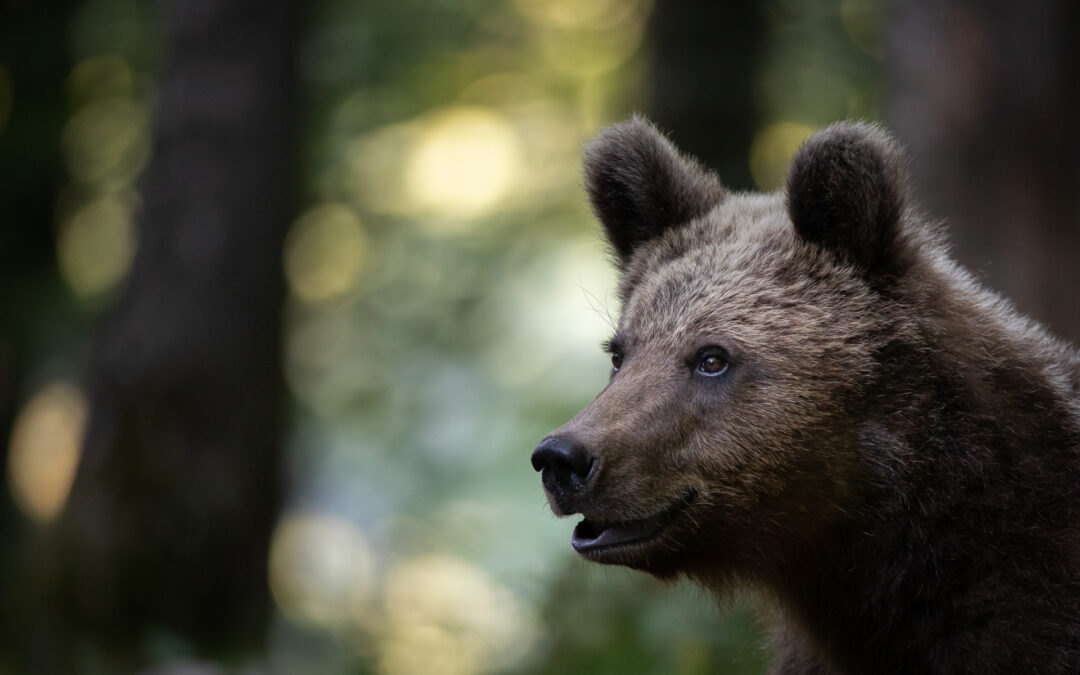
[
  {"xmin": 515, "ymin": 0, "xmax": 645, "ymax": 30},
  {"xmin": 341, "ymin": 122, "xmax": 415, "ymax": 215},
  {"xmin": 343, "ymin": 104, "xmax": 578, "ymax": 221},
  {"xmin": 66, "ymin": 55, "xmax": 134, "ymax": 105},
  {"xmin": 268, "ymin": 510, "xmax": 375, "ymax": 629},
  {"xmin": 749, "ymin": 122, "xmax": 816, "ymax": 191},
  {"xmin": 284, "ymin": 203, "xmax": 369, "ymax": 303},
  {"xmin": 404, "ymin": 107, "xmax": 523, "ymax": 222},
  {"xmin": 62, "ymin": 96, "xmax": 149, "ymax": 186},
  {"xmin": 536, "ymin": 11, "xmax": 649, "ymax": 78},
  {"xmin": 458, "ymin": 73, "xmax": 543, "ymax": 108},
  {"xmin": 8, "ymin": 382, "xmax": 88, "ymax": 524},
  {"xmin": 379, "ymin": 554, "xmax": 538, "ymax": 675},
  {"xmin": 57, "ymin": 193, "xmax": 137, "ymax": 301},
  {"xmin": 0, "ymin": 64, "xmax": 12, "ymax": 135}
]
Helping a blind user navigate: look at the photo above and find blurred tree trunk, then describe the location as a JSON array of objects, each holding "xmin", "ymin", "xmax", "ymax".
[
  {"xmin": 887, "ymin": 0, "xmax": 1080, "ymax": 341},
  {"xmin": 0, "ymin": 1, "xmax": 80, "ymax": 669},
  {"xmin": 0, "ymin": 2, "xmax": 75, "ymax": 460},
  {"xmin": 645, "ymin": 0, "xmax": 765, "ymax": 190},
  {"xmin": 27, "ymin": 0, "xmax": 299, "ymax": 670}
]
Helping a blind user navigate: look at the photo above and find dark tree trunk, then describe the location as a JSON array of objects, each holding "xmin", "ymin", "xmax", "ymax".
[
  {"xmin": 645, "ymin": 0, "xmax": 765, "ymax": 190},
  {"xmin": 27, "ymin": 0, "xmax": 299, "ymax": 670},
  {"xmin": 0, "ymin": 1, "xmax": 79, "ymax": 668},
  {"xmin": 887, "ymin": 0, "xmax": 1080, "ymax": 341},
  {"xmin": 0, "ymin": 0, "xmax": 77, "ymax": 535}
]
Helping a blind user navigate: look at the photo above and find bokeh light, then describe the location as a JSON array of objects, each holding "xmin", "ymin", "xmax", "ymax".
[
  {"xmin": 515, "ymin": 0, "xmax": 643, "ymax": 30},
  {"xmin": 485, "ymin": 238, "xmax": 616, "ymax": 392},
  {"xmin": 341, "ymin": 121, "xmax": 416, "ymax": 215},
  {"xmin": 66, "ymin": 55, "xmax": 134, "ymax": 105},
  {"xmin": 283, "ymin": 301, "xmax": 376, "ymax": 419},
  {"xmin": 268, "ymin": 509, "xmax": 375, "ymax": 630},
  {"xmin": 284, "ymin": 203, "xmax": 369, "ymax": 304},
  {"xmin": 7, "ymin": 382, "xmax": 88, "ymax": 524},
  {"xmin": 62, "ymin": 96, "xmax": 149, "ymax": 187},
  {"xmin": 56, "ymin": 192, "xmax": 137, "ymax": 301},
  {"xmin": 748, "ymin": 121, "xmax": 816, "ymax": 191},
  {"xmin": 530, "ymin": 0, "xmax": 652, "ymax": 79},
  {"xmin": 379, "ymin": 554, "xmax": 538, "ymax": 675},
  {"xmin": 507, "ymin": 100, "xmax": 590, "ymax": 203},
  {"xmin": 404, "ymin": 107, "xmax": 524, "ymax": 223}
]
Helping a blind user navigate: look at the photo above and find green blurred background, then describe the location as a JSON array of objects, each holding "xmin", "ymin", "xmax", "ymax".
[{"xmin": 1, "ymin": 0, "xmax": 1077, "ymax": 673}]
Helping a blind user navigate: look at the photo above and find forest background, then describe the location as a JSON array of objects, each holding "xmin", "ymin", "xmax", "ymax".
[{"xmin": 1, "ymin": 0, "xmax": 1077, "ymax": 673}]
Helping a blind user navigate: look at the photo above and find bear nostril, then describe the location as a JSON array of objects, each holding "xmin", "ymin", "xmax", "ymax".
[{"xmin": 531, "ymin": 436, "xmax": 595, "ymax": 487}]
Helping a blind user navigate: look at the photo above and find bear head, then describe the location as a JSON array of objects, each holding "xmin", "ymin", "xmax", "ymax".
[{"xmin": 533, "ymin": 116, "xmax": 926, "ymax": 583}]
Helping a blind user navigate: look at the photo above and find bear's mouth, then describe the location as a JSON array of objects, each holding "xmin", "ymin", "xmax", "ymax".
[{"xmin": 571, "ymin": 489, "xmax": 698, "ymax": 556}]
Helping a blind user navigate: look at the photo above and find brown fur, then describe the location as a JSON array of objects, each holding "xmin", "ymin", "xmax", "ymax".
[{"xmin": 533, "ymin": 117, "xmax": 1080, "ymax": 674}]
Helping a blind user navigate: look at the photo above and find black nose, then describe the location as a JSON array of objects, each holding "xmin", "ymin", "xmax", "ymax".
[{"xmin": 531, "ymin": 436, "xmax": 595, "ymax": 492}]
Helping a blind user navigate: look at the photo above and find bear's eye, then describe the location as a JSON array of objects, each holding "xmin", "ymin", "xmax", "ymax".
[
  {"xmin": 610, "ymin": 352, "xmax": 624, "ymax": 371},
  {"xmin": 696, "ymin": 353, "xmax": 728, "ymax": 376}
]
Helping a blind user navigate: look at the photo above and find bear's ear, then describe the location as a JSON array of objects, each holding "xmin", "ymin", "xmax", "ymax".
[
  {"xmin": 584, "ymin": 116, "xmax": 726, "ymax": 268},
  {"xmin": 786, "ymin": 122, "xmax": 909, "ymax": 279}
]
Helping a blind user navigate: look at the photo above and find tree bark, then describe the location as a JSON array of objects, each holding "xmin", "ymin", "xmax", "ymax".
[
  {"xmin": 29, "ymin": 0, "xmax": 299, "ymax": 669},
  {"xmin": 0, "ymin": 0, "xmax": 78, "ymax": 544},
  {"xmin": 886, "ymin": 0, "xmax": 1080, "ymax": 341},
  {"xmin": 0, "ymin": 2, "xmax": 79, "ymax": 668},
  {"xmin": 645, "ymin": 0, "xmax": 765, "ymax": 190}
]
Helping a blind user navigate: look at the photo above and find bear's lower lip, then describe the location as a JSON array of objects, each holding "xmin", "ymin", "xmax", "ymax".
[{"xmin": 571, "ymin": 490, "xmax": 697, "ymax": 555}]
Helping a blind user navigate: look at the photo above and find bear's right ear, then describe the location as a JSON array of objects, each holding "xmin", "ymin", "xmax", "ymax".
[{"xmin": 584, "ymin": 116, "xmax": 726, "ymax": 269}]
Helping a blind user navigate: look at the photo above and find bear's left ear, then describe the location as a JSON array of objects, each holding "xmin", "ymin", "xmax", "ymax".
[
  {"xmin": 786, "ymin": 122, "xmax": 910, "ymax": 279},
  {"xmin": 584, "ymin": 116, "xmax": 726, "ymax": 269}
]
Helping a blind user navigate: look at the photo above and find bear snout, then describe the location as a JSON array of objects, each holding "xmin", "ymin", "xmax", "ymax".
[{"xmin": 531, "ymin": 435, "xmax": 597, "ymax": 513}]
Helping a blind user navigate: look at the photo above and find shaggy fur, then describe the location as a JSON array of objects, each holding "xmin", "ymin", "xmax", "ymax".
[
  {"xmin": 584, "ymin": 114, "xmax": 727, "ymax": 268},
  {"xmin": 534, "ymin": 117, "xmax": 1080, "ymax": 674}
]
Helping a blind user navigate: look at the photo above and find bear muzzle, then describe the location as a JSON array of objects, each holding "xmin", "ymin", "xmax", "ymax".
[
  {"xmin": 570, "ymin": 488, "xmax": 698, "ymax": 558},
  {"xmin": 533, "ymin": 433, "xmax": 702, "ymax": 565},
  {"xmin": 531, "ymin": 435, "xmax": 597, "ymax": 514}
]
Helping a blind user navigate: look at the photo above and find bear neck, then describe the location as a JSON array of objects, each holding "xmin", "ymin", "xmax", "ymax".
[{"xmin": 749, "ymin": 267, "xmax": 1080, "ymax": 673}]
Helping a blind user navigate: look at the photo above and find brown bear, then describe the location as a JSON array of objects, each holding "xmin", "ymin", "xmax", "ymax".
[{"xmin": 531, "ymin": 116, "xmax": 1080, "ymax": 674}]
